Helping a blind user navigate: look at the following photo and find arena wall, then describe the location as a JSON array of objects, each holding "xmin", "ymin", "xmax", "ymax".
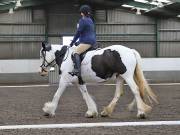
[{"xmin": 0, "ymin": 4, "xmax": 180, "ymax": 84}]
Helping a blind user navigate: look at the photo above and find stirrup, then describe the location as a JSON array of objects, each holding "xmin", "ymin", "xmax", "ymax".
[{"xmin": 69, "ymin": 69, "xmax": 80, "ymax": 77}]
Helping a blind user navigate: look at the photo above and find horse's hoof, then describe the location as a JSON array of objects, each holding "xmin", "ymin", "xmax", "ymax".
[
  {"xmin": 44, "ymin": 113, "xmax": 51, "ymax": 117},
  {"xmin": 100, "ymin": 110, "xmax": 109, "ymax": 117},
  {"xmin": 137, "ymin": 113, "xmax": 146, "ymax": 119},
  {"xmin": 44, "ymin": 113, "xmax": 50, "ymax": 117},
  {"xmin": 100, "ymin": 107, "xmax": 112, "ymax": 117},
  {"xmin": 42, "ymin": 102, "xmax": 56, "ymax": 117},
  {"xmin": 85, "ymin": 111, "xmax": 98, "ymax": 118},
  {"xmin": 85, "ymin": 113, "xmax": 94, "ymax": 118},
  {"xmin": 43, "ymin": 113, "xmax": 55, "ymax": 118}
]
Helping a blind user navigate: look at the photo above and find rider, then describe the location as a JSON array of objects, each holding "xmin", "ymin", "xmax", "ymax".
[{"xmin": 69, "ymin": 5, "xmax": 96, "ymax": 77}]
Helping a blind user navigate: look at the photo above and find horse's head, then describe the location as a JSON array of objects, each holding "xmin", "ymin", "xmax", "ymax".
[
  {"xmin": 39, "ymin": 42, "xmax": 69, "ymax": 76},
  {"xmin": 39, "ymin": 41, "xmax": 56, "ymax": 76}
]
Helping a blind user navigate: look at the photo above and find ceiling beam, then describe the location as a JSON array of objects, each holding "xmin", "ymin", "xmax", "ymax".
[
  {"xmin": 0, "ymin": 0, "xmax": 15, "ymax": 3},
  {"xmin": 77, "ymin": 0, "xmax": 133, "ymax": 7},
  {"xmin": 0, "ymin": 0, "xmax": 134, "ymax": 11},
  {"xmin": 145, "ymin": 8, "xmax": 179, "ymax": 17},
  {"xmin": 144, "ymin": 2, "xmax": 180, "ymax": 18},
  {"xmin": 125, "ymin": 1, "xmax": 157, "ymax": 10},
  {"xmin": 0, "ymin": 0, "xmax": 58, "ymax": 11}
]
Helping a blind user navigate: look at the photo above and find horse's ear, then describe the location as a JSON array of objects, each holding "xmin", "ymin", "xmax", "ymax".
[{"xmin": 42, "ymin": 41, "xmax": 46, "ymax": 50}]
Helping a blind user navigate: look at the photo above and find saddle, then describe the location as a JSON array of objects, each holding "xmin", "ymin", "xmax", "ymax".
[
  {"xmin": 73, "ymin": 41, "xmax": 99, "ymax": 62},
  {"xmin": 79, "ymin": 46, "xmax": 98, "ymax": 61}
]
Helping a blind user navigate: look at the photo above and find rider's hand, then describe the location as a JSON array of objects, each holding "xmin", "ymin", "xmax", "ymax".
[{"xmin": 74, "ymin": 41, "xmax": 80, "ymax": 46}]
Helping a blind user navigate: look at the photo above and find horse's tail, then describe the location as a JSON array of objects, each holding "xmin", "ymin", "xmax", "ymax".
[{"xmin": 133, "ymin": 49, "xmax": 158, "ymax": 104}]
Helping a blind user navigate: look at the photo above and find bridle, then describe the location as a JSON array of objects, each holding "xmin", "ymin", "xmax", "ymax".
[
  {"xmin": 40, "ymin": 49, "xmax": 56, "ymax": 72},
  {"xmin": 40, "ymin": 46, "xmax": 70, "ymax": 72}
]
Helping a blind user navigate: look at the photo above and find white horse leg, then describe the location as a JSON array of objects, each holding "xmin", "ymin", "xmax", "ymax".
[
  {"xmin": 43, "ymin": 78, "xmax": 68, "ymax": 117},
  {"xmin": 125, "ymin": 77, "xmax": 151, "ymax": 119},
  {"xmin": 78, "ymin": 84, "xmax": 98, "ymax": 118},
  {"xmin": 101, "ymin": 76, "xmax": 124, "ymax": 117}
]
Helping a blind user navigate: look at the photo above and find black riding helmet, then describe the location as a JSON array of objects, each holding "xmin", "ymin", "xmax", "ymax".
[{"xmin": 79, "ymin": 5, "xmax": 91, "ymax": 16}]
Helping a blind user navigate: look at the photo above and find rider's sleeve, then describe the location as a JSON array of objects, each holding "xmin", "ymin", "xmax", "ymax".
[{"xmin": 70, "ymin": 19, "xmax": 85, "ymax": 46}]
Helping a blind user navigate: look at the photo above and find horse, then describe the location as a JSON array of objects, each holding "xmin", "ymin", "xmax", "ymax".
[{"xmin": 39, "ymin": 42, "xmax": 158, "ymax": 119}]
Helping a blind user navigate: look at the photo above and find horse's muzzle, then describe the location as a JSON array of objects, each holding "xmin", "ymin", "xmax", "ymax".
[{"xmin": 39, "ymin": 67, "xmax": 48, "ymax": 76}]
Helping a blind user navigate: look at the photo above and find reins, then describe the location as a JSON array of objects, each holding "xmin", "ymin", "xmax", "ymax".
[
  {"xmin": 63, "ymin": 46, "xmax": 70, "ymax": 62},
  {"xmin": 40, "ymin": 50, "xmax": 56, "ymax": 71}
]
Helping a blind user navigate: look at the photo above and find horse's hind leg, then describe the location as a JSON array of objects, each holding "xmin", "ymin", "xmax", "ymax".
[
  {"xmin": 127, "ymin": 98, "xmax": 136, "ymax": 112},
  {"xmin": 124, "ymin": 76, "xmax": 151, "ymax": 119},
  {"xmin": 78, "ymin": 84, "xmax": 98, "ymax": 118},
  {"xmin": 127, "ymin": 75, "xmax": 146, "ymax": 112},
  {"xmin": 101, "ymin": 76, "xmax": 124, "ymax": 117}
]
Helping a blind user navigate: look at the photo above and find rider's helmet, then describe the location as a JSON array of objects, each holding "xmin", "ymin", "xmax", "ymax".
[{"xmin": 79, "ymin": 5, "xmax": 91, "ymax": 16}]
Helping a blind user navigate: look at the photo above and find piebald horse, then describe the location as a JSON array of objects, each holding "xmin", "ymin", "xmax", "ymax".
[{"xmin": 39, "ymin": 42, "xmax": 158, "ymax": 119}]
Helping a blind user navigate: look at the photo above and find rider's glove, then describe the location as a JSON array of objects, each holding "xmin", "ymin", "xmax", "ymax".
[{"xmin": 69, "ymin": 42, "xmax": 73, "ymax": 47}]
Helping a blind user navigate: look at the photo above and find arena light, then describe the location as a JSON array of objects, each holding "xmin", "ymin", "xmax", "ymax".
[
  {"xmin": 136, "ymin": 8, "xmax": 141, "ymax": 15},
  {"xmin": 121, "ymin": 4, "xmax": 134, "ymax": 8},
  {"xmin": 157, "ymin": 0, "xmax": 164, "ymax": 7},
  {"xmin": 122, "ymin": 4, "xmax": 148, "ymax": 11},
  {"xmin": 15, "ymin": 0, "xmax": 22, "ymax": 9},
  {"xmin": 134, "ymin": 0, "xmax": 149, "ymax": 3},
  {"xmin": 158, "ymin": 0, "xmax": 171, "ymax": 3},
  {"xmin": 152, "ymin": 0, "xmax": 171, "ymax": 7},
  {"xmin": 149, "ymin": 0, "xmax": 163, "ymax": 7}
]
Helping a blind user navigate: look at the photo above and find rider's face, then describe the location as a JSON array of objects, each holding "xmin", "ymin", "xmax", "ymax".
[{"xmin": 80, "ymin": 12, "xmax": 84, "ymax": 16}]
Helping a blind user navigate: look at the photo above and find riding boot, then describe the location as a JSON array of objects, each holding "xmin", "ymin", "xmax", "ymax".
[{"xmin": 69, "ymin": 53, "xmax": 81, "ymax": 77}]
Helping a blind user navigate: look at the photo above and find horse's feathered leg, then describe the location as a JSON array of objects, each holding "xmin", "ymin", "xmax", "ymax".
[
  {"xmin": 127, "ymin": 74, "xmax": 139, "ymax": 112},
  {"xmin": 124, "ymin": 77, "xmax": 152, "ymax": 119},
  {"xmin": 127, "ymin": 98, "xmax": 136, "ymax": 112},
  {"xmin": 43, "ymin": 77, "xmax": 68, "ymax": 117},
  {"xmin": 78, "ymin": 84, "xmax": 98, "ymax": 118},
  {"xmin": 101, "ymin": 76, "xmax": 124, "ymax": 117}
]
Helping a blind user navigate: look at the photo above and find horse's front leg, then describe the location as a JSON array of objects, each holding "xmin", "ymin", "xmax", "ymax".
[
  {"xmin": 43, "ymin": 77, "xmax": 68, "ymax": 117},
  {"xmin": 78, "ymin": 84, "xmax": 98, "ymax": 118},
  {"xmin": 101, "ymin": 76, "xmax": 124, "ymax": 117}
]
